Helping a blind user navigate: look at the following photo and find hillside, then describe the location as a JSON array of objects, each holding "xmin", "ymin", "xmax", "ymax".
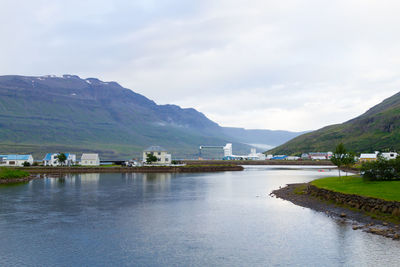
[
  {"xmin": 222, "ymin": 127, "xmax": 306, "ymax": 149},
  {"xmin": 0, "ymin": 75, "xmax": 301, "ymax": 159},
  {"xmin": 269, "ymin": 91, "xmax": 400, "ymax": 155},
  {"xmin": 0, "ymin": 75, "xmax": 236, "ymax": 159}
]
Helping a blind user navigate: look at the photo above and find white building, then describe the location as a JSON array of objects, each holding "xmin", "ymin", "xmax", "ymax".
[
  {"xmin": 359, "ymin": 152, "xmax": 379, "ymax": 162},
  {"xmin": 266, "ymin": 154, "xmax": 274, "ymax": 160},
  {"xmin": 308, "ymin": 152, "xmax": 333, "ymax": 160},
  {"xmin": 0, "ymin": 154, "xmax": 34, "ymax": 166},
  {"xmin": 80, "ymin": 153, "xmax": 100, "ymax": 166},
  {"xmin": 381, "ymin": 152, "xmax": 398, "ymax": 160},
  {"xmin": 143, "ymin": 146, "xmax": 172, "ymax": 165},
  {"xmin": 223, "ymin": 143, "xmax": 233, "ymax": 157},
  {"xmin": 248, "ymin": 148, "xmax": 267, "ymax": 160},
  {"xmin": 43, "ymin": 153, "xmax": 77, "ymax": 166},
  {"xmin": 286, "ymin": 156, "xmax": 300, "ymax": 160},
  {"xmin": 256, "ymin": 153, "xmax": 266, "ymax": 160}
]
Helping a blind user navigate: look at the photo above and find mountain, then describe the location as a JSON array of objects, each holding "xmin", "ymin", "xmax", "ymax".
[
  {"xmin": 0, "ymin": 74, "xmax": 300, "ymax": 159},
  {"xmin": 269, "ymin": 91, "xmax": 400, "ymax": 155},
  {"xmin": 222, "ymin": 127, "xmax": 306, "ymax": 150}
]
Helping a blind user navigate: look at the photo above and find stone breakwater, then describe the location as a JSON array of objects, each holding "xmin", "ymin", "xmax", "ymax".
[
  {"xmin": 272, "ymin": 183, "xmax": 400, "ymax": 240},
  {"xmin": 23, "ymin": 165, "xmax": 244, "ymax": 174},
  {"xmin": 0, "ymin": 175, "xmax": 36, "ymax": 184},
  {"xmin": 184, "ymin": 160, "xmax": 333, "ymax": 166},
  {"xmin": 307, "ymin": 185, "xmax": 400, "ymax": 217}
]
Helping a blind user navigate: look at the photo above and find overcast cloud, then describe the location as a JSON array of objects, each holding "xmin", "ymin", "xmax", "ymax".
[{"xmin": 1, "ymin": 0, "xmax": 400, "ymax": 131}]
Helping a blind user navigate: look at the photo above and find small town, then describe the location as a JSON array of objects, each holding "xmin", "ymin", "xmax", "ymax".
[
  {"xmin": 2, "ymin": 1, "xmax": 400, "ymax": 266},
  {"xmin": 0, "ymin": 143, "xmax": 398, "ymax": 167}
]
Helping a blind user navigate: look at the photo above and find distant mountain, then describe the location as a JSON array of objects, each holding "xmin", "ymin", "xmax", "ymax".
[
  {"xmin": 0, "ymin": 75, "xmax": 294, "ymax": 159},
  {"xmin": 269, "ymin": 91, "xmax": 400, "ymax": 155},
  {"xmin": 222, "ymin": 127, "xmax": 305, "ymax": 150}
]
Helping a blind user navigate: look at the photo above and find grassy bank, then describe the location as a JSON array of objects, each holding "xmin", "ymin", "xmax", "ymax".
[
  {"xmin": 311, "ymin": 176, "xmax": 400, "ymax": 202},
  {"xmin": 0, "ymin": 168, "xmax": 30, "ymax": 179}
]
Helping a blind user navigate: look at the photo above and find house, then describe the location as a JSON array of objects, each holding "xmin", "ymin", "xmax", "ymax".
[
  {"xmin": 359, "ymin": 152, "xmax": 379, "ymax": 162},
  {"xmin": 143, "ymin": 146, "xmax": 171, "ymax": 165},
  {"xmin": 80, "ymin": 153, "xmax": 100, "ymax": 166},
  {"xmin": 301, "ymin": 153, "xmax": 309, "ymax": 159},
  {"xmin": 43, "ymin": 153, "xmax": 77, "ymax": 166},
  {"xmin": 308, "ymin": 152, "xmax": 333, "ymax": 160},
  {"xmin": 381, "ymin": 152, "xmax": 398, "ymax": 160},
  {"xmin": 286, "ymin": 156, "xmax": 300, "ymax": 160},
  {"xmin": 0, "ymin": 154, "xmax": 34, "ymax": 166}
]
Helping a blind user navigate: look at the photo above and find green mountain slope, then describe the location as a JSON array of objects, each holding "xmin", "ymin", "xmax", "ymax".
[
  {"xmin": 269, "ymin": 91, "xmax": 400, "ymax": 155},
  {"xmin": 0, "ymin": 75, "xmax": 239, "ymax": 159},
  {"xmin": 0, "ymin": 75, "xmax": 303, "ymax": 159}
]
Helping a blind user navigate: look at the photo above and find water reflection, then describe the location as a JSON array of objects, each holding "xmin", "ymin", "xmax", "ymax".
[{"xmin": 0, "ymin": 167, "xmax": 399, "ymax": 266}]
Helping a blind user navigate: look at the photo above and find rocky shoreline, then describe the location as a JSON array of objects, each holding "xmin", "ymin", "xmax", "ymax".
[
  {"xmin": 184, "ymin": 160, "xmax": 333, "ymax": 166},
  {"xmin": 0, "ymin": 175, "xmax": 36, "ymax": 184},
  {"xmin": 271, "ymin": 183, "xmax": 400, "ymax": 240},
  {"xmin": 22, "ymin": 165, "xmax": 244, "ymax": 174}
]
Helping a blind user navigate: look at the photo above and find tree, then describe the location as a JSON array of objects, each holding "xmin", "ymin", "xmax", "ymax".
[
  {"xmin": 146, "ymin": 154, "xmax": 158, "ymax": 164},
  {"xmin": 56, "ymin": 153, "xmax": 67, "ymax": 166},
  {"xmin": 22, "ymin": 161, "xmax": 30, "ymax": 167},
  {"xmin": 342, "ymin": 152, "xmax": 356, "ymax": 176},
  {"xmin": 330, "ymin": 143, "xmax": 347, "ymax": 177}
]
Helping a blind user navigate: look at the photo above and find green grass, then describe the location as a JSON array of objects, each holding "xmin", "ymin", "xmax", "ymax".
[
  {"xmin": 311, "ymin": 176, "xmax": 400, "ymax": 201},
  {"xmin": 0, "ymin": 167, "xmax": 29, "ymax": 179}
]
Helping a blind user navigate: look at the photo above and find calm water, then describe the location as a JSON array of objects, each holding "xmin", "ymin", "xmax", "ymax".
[{"xmin": 1, "ymin": 166, "xmax": 399, "ymax": 266}]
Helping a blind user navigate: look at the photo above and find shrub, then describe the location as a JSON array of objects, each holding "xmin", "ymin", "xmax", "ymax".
[
  {"xmin": 361, "ymin": 157, "xmax": 400, "ymax": 181},
  {"xmin": 23, "ymin": 161, "xmax": 31, "ymax": 167}
]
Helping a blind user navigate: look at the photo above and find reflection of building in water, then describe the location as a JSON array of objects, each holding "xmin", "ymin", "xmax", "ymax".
[
  {"xmin": 123, "ymin": 172, "xmax": 173, "ymax": 193},
  {"xmin": 39, "ymin": 174, "xmax": 76, "ymax": 189},
  {"xmin": 78, "ymin": 173, "xmax": 100, "ymax": 190},
  {"xmin": 37, "ymin": 173, "xmax": 100, "ymax": 190},
  {"xmin": 79, "ymin": 173, "xmax": 100, "ymax": 184}
]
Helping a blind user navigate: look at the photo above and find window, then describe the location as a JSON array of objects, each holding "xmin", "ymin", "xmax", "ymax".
[{"xmin": 158, "ymin": 152, "xmax": 161, "ymax": 155}]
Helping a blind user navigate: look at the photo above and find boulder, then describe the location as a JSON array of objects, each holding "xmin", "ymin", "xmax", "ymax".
[{"xmin": 392, "ymin": 208, "xmax": 400, "ymax": 217}]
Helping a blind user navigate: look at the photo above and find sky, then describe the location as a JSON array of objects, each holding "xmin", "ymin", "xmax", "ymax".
[{"xmin": 1, "ymin": 0, "xmax": 400, "ymax": 131}]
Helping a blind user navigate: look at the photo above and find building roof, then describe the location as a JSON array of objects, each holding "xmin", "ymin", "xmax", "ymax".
[
  {"xmin": 144, "ymin": 145, "xmax": 167, "ymax": 152},
  {"xmin": 43, "ymin": 153, "xmax": 71, "ymax": 161},
  {"xmin": 359, "ymin": 153, "xmax": 377, "ymax": 159},
  {"xmin": 0, "ymin": 154, "xmax": 32, "ymax": 160},
  {"xmin": 271, "ymin": 155, "xmax": 288, "ymax": 159},
  {"xmin": 81, "ymin": 153, "xmax": 99, "ymax": 160}
]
